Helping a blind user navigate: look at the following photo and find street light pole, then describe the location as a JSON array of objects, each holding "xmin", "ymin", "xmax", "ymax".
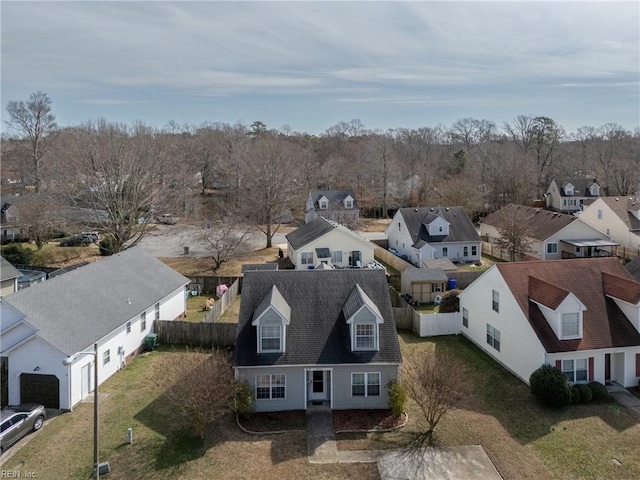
[
  {"xmin": 93, "ymin": 342, "xmax": 99, "ymax": 480},
  {"xmin": 63, "ymin": 343, "xmax": 99, "ymax": 480}
]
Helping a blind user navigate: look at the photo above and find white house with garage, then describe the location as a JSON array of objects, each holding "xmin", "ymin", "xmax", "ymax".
[
  {"xmin": 0, "ymin": 247, "xmax": 189, "ymax": 410},
  {"xmin": 458, "ymin": 257, "xmax": 640, "ymax": 388}
]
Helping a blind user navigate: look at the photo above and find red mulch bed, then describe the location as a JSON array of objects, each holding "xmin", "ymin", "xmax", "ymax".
[{"xmin": 333, "ymin": 409, "xmax": 404, "ymax": 432}]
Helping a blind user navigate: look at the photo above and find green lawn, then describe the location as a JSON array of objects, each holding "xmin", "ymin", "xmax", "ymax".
[
  {"xmin": 5, "ymin": 335, "xmax": 639, "ymax": 480},
  {"xmin": 338, "ymin": 333, "xmax": 640, "ymax": 480}
]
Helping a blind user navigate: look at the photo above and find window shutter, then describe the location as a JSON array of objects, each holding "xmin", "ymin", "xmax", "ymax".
[
  {"xmin": 588, "ymin": 357, "xmax": 594, "ymax": 382},
  {"xmin": 636, "ymin": 354, "xmax": 640, "ymax": 377},
  {"xmin": 555, "ymin": 360, "xmax": 561, "ymax": 370}
]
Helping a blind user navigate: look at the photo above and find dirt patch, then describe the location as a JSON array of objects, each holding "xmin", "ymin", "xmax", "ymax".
[
  {"xmin": 358, "ymin": 218, "xmax": 391, "ymax": 233},
  {"xmin": 333, "ymin": 409, "xmax": 404, "ymax": 431},
  {"xmin": 160, "ymin": 246, "xmax": 281, "ymax": 277}
]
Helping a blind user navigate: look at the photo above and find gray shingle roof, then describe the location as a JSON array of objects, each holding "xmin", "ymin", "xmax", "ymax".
[
  {"xmin": 253, "ymin": 285, "xmax": 291, "ymax": 324},
  {"xmin": 309, "ymin": 189, "xmax": 358, "ymax": 210},
  {"xmin": 286, "ymin": 217, "xmax": 336, "ymax": 250},
  {"xmin": 399, "ymin": 207, "xmax": 480, "ymax": 245},
  {"xmin": 233, "ymin": 270, "xmax": 402, "ymax": 367},
  {"xmin": 343, "ymin": 284, "xmax": 382, "ymax": 320},
  {"xmin": 551, "ymin": 177, "xmax": 599, "ymax": 197},
  {"xmin": 627, "ymin": 256, "xmax": 640, "ymax": 282},
  {"xmin": 2, "ymin": 247, "xmax": 189, "ymax": 355},
  {"xmin": 402, "ymin": 267, "xmax": 448, "ymax": 282},
  {"xmin": 1, "ymin": 256, "xmax": 21, "ymax": 282}
]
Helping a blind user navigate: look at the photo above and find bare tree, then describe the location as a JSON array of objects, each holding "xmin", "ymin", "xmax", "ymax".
[
  {"xmin": 19, "ymin": 194, "xmax": 65, "ymax": 249},
  {"xmin": 155, "ymin": 348, "xmax": 238, "ymax": 439},
  {"xmin": 494, "ymin": 205, "xmax": 535, "ymax": 261},
  {"xmin": 240, "ymin": 136, "xmax": 305, "ymax": 248},
  {"xmin": 199, "ymin": 216, "xmax": 254, "ymax": 271},
  {"xmin": 5, "ymin": 91, "xmax": 57, "ymax": 193},
  {"xmin": 68, "ymin": 119, "xmax": 169, "ymax": 253},
  {"xmin": 402, "ymin": 349, "xmax": 469, "ymax": 446}
]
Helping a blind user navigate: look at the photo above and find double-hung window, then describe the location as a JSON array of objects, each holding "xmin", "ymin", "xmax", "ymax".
[
  {"xmin": 462, "ymin": 307, "xmax": 469, "ymax": 328},
  {"xmin": 255, "ymin": 374, "xmax": 286, "ymax": 399},
  {"xmin": 562, "ymin": 359, "xmax": 588, "ymax": 383},
  {"xmin": 351, "ymin": 372, "xmax": 380, "ymax": 397},
  {"xmin": 355, "ymin": 324, "xmax": 375, "ymax": 349},
  {"xmin": 126, "ymin": 321, "xmax": 131, "ymax": 334},
  {"xmin": 546, "ymin": 243, "xmax": 558, "ymax": 254},
  {"xmin": 260, "ymin": 325, "xmax": 281, "ymax": 351},
  {"xmin": 140, "ymin": 312, "xmax": 147, "ymax": 331},
  {"xmin": 561, "ymin": 313, "xmax": 580, "ymax": 338},
  {"xmin": 486, "ymin": 324, "xmax": 500, "ymax": 351},
  {"xmin": 301, "ymin": 252, "xmax": 313, "ymax": 265},
  {"xmin": 331, "ymin": 250, "xmax": 343, "ymax": 264},
  {"xmin": 471, "ymin": 245, "xmax": 477, "ymax": 256},
  {"xmin": 492, "ymin": 290, "xmax": 499, "ymax": 313},
  {"xmin": 154, "ymin": 303, "xmax": 160, "ymax": 320},
  {"xmin": 103, "ymin": 349, "xmax": 111, "ymax": 365}
]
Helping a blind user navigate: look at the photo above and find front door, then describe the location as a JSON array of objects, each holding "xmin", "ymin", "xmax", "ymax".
[
  {"xmin": 309, "ymin": 371, "xmax": 326, "ymax": 401},
  {"xmin": 604, "ymin": 354, "xmax": 611, "ymax": 383},
  {"xmin": 81, "ymin": 363, "xmax": 93, "ymax": 398}
]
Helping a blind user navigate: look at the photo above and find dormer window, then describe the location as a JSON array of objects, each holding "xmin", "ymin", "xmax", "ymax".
[
  {"xmin": 565, "ymin": 184, "xmax": 574, "ymax": 196},
  {"xmin": 252, "ymin": 286, "xmax": 291, "ymax": 354},
  {"xmin": 260, "ymin": 325, "xmax": 282, "ymax": 351},
  {"xmin": 590, "ymin": 184, "xmax": 600, "ymax": 196},
  {"xmin": 344, "ymin": 284, "xmax": 384, "ymax": 352},
  {"xmin": 355, "ymin": 324, "xmax": 375, "ymax": 349},
  {"xmin": 318, "ymin": 196, "xmax": 329, "ymax": 209},
  {"xmin": 561, "ymin": 313, "xmax": 580, "ymax": 338},
  {"xmin": 343, "ymin": 195, "xmax": 354, "ymax": 209}
]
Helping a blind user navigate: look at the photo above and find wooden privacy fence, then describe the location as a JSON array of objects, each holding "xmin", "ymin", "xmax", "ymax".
[
  {"xmin": 389, "ymin": 287, "xmax": 414, "ymax": 330},
  {"xmin": 204, "ymin": 279, "xmax": 240, "ymax": 322},
  {"xmin": 154, "ymin": 320, "xmax": 237, "ymax": 347}
]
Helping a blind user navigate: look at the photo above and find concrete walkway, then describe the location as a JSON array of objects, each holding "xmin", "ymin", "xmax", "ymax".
[
  {"xmin": 607, "ymin": 385, "xmax": 640, "ymax": 418},
  {"xmin": 305, "ymin": 406, "xmax": 502, "ymax": 479},
  {"xmin": 306, "ymin": 405, "xmax": 338, "ymax": 463}
]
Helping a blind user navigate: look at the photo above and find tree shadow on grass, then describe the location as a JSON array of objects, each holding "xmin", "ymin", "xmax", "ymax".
[{"xmin": 399, "ymin": 332, "xmax": 639, "ymax": 447}]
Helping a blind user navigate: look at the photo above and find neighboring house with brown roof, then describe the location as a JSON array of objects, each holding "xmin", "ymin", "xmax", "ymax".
[
  {"xmin": 458, "ymin": 258, "xmax": 640, "ymax": 388},
  {"xmin": 480, "ymin": 204, "xmax": 616, "ymax": 260},
  {"xmin": 578, "ymin": 196, "xmax": 640, "ymax": 251},
  {"xmin": 545, "ymin": 177, "xmax": 601, "ymax": 213}
]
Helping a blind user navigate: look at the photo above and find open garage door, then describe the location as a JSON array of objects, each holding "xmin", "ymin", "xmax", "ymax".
[{"xmin": 20, "ymin": 373, "xmax": 59, "ymax": 409}]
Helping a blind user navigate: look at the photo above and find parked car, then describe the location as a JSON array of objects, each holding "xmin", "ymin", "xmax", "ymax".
[
  {"xmin": 81, "ymin": 231, "xmax": 100, "ymax": 243},
  {"xmin": 156, "ymin": 214, "xmax": 177, "ymax": 225},
  {"xmin": 0, "ymin": 404, "xmax": 46, "ymax": 454},
  {"xmin": 60, "ymin": 235, "xmax": 92, "ymax": 247}
]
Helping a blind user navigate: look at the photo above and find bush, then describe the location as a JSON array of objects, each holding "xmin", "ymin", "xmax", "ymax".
[
  {"xmin": 588, "ymin": 381, "xmax": 610, "ymax": 402},
  {"xmin": 529, "ymin": 364, "xmax": 572, "ymax": 408},
  {"xmin": 575, "ymin": 383, "xmax": 593, "ymax": 403},
  {"xmin": 99, "ymin": 235, "xmax": 115, "ymax": 256},
  {"xmin": 570, "ymin": 386, "xmax": 581, "ymax": 405},
  {"xmin": 438, "ymin": 289, "xmax": 460, "ymax": 313},
  {"xmin": 1, "ymin": 243, "xmax": 34, "ymax": 265},
  {"xmin": 387, "ymin": 380, "xmax": 407, "ymax": 416},
  {"xmin": 234, "ymin": 381, "xmax": 255, "ymax": 419}
]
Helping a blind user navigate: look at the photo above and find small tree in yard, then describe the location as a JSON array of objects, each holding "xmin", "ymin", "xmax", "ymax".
[
  {"xmin": 437, "ymin": 289, "xmax": 460, "ymax": 313},
  {"xmin": 156, "ymin": 348, "xmax": 238, "ymax": 439},
  {"xmin": 199, "ymin": 216, "xmax": 253, "ymax": 271},
  {"xmin": 494, "ymin": 205, "xmax": 535, "ymax": 261},
  {"xmin": 402, "ymin": 349, "xmax": 470, "ymax": 446}
]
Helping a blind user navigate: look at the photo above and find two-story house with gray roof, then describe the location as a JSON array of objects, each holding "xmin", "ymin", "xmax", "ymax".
[
  {"xmin": 0, "ymin": 247, "xmax": 189, "ymax": 410},
  {"xmin": 305, "ymin": 189, "xmax": 359, "ymax": 227},
  {"xmin": 233, "ymin": 269, "xmax": 402, "ymax": 412},
  {"xmin": 545, "ymin": 177, "xmax": 601, "ymax": 213},
  {"xmin": 386, "ymin": 207, "xmax": 482, "ymax": 266}
]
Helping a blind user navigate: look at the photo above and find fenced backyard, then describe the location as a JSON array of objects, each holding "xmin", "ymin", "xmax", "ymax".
[{"xmin": 154, "ymin": 320, "xmax": 237, "ymax": 347}]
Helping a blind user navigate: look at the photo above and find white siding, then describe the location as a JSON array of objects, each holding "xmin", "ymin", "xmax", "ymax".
[
  {"xmin": 289, "ymin": 229, "xmax": 375, "ymax": 270},
  {"xmin": 385, "ymin": 210, "xmax": 415, "ymax": 261},
  {"xmin": 580, "ymin": 198, "xmax": 640, "ymax": 249},
  {"xmin": 458, "ymin": 267, "xmax": 547, "ymax": 384}
]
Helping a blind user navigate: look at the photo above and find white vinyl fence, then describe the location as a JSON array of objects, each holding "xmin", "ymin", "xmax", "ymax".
[{"xmin": 413, "ymin": 312, "xmax": 460, "ymax": 337}]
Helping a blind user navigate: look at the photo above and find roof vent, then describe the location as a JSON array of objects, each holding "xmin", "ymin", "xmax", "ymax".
[
  {"xmin": 414, "ymin": 208, "xmax": 418, "ymax": 212},
  {"xmin": 430, "ymin": 208, "xmax": 434, "ymax": 211},
  {"xmin": 615, "ymin": 197, "xmax": 619, "ymax": 201},
  {"xmin": 446, "ymin": 207, "xmax": 449, "ymax": 211}
]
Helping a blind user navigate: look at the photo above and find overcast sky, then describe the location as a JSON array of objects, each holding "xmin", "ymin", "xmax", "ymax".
[{"xmin": 2, "ymin": 1, "xmax": 639, "ymax": 135}]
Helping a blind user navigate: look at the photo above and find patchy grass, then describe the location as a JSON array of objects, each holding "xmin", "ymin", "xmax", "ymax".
[
  {"xmin": 3, "ymin": 349, "xmax": 378, "ymax": 480},
  {"xmin": 217, "ymin": 295, "xmax": 241, "ymax": 323},
  {"xmin": 160, "ymin": 246, "xmax": 281, "ymax": 277},
  {"xmin": 413, "ymin": 303, "xmax": 439, "ymax": 313},
  {"xmin": 184, "ymin": 294, "xmax": 208, "ymax": 322},
  {"xmin": 336, "ymin": 333, "xmax": 640, "ymax": 480}
]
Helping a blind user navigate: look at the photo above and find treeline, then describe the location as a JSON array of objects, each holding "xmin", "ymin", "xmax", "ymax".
[{"xmin": 2, "ymin": 92, "xmax": 639, "ymax": 251}]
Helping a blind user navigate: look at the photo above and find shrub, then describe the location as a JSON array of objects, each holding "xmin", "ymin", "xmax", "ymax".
[
  {"xmin": 234, "ymin": 381, "xmax": 255, "ymax": 419},
  {"xmin": 1, "ymin": 243, "xmax": 33, "ymax": 265},
  {"xmin": 570, "ymin": 386, "xmax": 581, "ymax": 405},
  {"xmin": 529, "ymin": 364, "xmax": 572, "ymax": 408},
  {"xmin": 588, "ymin": 381, "xmax": 610, "ymax": 402},
  {"xmin": 438, "ymin": 289, "xmax": 460, "ymax": 313},
  {"xmin": 99, "ymin": 235, "xmax": 115, "ymax": 256},
  {"xmin": 387, "ymin": 380, "xmax": 407, "ymax": 416},
  {"xmin": 575, "ymin": 383, "xmax": 593, "ymax": 403}
]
